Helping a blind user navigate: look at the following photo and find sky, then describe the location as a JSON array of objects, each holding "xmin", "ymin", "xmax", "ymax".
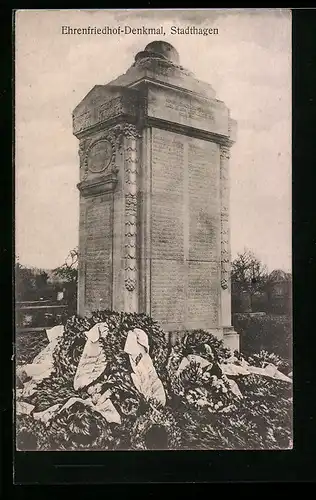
[{"xmin": 15, "ymin": 9, "xmax": 292, "ymax": 272}]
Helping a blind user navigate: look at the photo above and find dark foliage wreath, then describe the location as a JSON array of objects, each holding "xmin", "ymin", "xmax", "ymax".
[{"xmin": 129, "ymin": 402, "xmax": 182, "ymax": 450}]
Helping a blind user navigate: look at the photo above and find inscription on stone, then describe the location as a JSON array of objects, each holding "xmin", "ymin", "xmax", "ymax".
[
  {"xmin": 147, "ymin": 86, "xmax": 229, "ymax": 136},
  {"xmin": 150, "ymin": 129, "xmax": 221, "ymax": 328},
  {"xmin": 187, "ymin": 262, "xmax": 219, "ymax": 326},
  {"xmin": 188, "ymin": 139, "xmax": 220, "ymax": 262},
  {"xmin": 97, "ymin": 97, "xmax": 123, "ymax": 124},
  {"xmin": 151, "ymin": 129, "xmax": 185, "ymax": 260},
  {"xmin": 150, "ymin": 128, "xmax": 185, "ymax": 324},
  {"xmin": 74, "ymin": 110, "xmax": 92, "ymax": 134},
  {"xmin": 73, "ymin": 92, "xmax": 139, "ymax": 135},
  {"xmin": 165, "ymin": 98, "xmax": 214, "ymax": 122},
  {"xmin": 151, "ymin": 260, "xmax": 185, "ymax": 324},
  {"xmin": 85, "ymin": 195, "xmax": 112, "ymax": 310}
]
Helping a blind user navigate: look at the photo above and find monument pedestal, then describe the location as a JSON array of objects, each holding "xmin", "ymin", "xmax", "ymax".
[
  {"xmin": 223, "ymin": 327, "xmax": 240, "ymax": 353},
  {"xmin": 73, "ymin": 41, "xmax": 239, "ymax": 350}
]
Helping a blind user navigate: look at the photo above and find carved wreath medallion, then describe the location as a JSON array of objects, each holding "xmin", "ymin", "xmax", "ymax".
[{"xmin": 85, "ymin": 139, "xmax": 114, "ymax": 174}]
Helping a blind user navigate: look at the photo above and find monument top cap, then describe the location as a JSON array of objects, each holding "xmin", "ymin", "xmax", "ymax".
[{"xmin": 135, "ymin": 41, "xmax": 180, "ymax": 65}]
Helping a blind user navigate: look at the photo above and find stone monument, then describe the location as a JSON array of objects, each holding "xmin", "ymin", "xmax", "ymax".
[{"xmin": 73, "ymin": 41, "xmax": 239, "ymax": 351}]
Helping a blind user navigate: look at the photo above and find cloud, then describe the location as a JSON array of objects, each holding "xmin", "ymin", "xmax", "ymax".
[{"xmin": 15, "ymin": 9, "xmax": 291, "ymax": 271}]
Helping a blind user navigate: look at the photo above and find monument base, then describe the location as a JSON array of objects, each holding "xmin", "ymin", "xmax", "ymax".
[
  {"xmin": 166, "ymin": 326, "xmax": 240, "ymax": 352},
  {"xmin": 223, "ymin": 327, "xmax": 240, "ymax": 352}
]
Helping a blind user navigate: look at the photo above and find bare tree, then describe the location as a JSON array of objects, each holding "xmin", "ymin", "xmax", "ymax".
[
  {"xmin": 52, "ymin": 248, "xmax": 78, "ymax": 284},
  {"xmin": 52, "ymin": 248, "xmax": 78, "ymax": 314},
  {"xmin": 231, "ymin": 249, "xmax": 269, "ymax": 311}
]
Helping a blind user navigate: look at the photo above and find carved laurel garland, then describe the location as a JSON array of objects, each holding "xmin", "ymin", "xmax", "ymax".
[
  {"xmin": 121, "ymin": 124, "xmax": 141, "ymax": 292},
  {"xmin": 125, "ymin": 193, "xmax": 138, "ymax": 292},
  {"xmin": 220, "ymin": 145, "xmax": 231, "ymax": 290}
]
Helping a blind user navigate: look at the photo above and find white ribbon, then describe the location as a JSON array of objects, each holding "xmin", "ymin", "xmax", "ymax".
[
  {"xmin": 18, "ymin": 327, "xmax": 65, "ymax": 386},
  {"xmin": 45, "ymin": 325, "xmax": 64, "ymax": 343},
  {"xmin": 247, "ymin": 363, "xmax": 292, "ymax": 383},
  {"xmin": 226, "ymin": 378, "xmax": 243, "ymax": 399},
  {"xmin": 124, "ymin": 328, "xmax": 149, "ymax": 358},
  {"xmin": 124, "ymin": 328, "xmax": 166, "ymax": 406},
  {"xmin": 73, "ymin": 322, "xmax": 109, "ymax": 391},
  {"xmin": 33, "ymin": 403, "xmax": 62, "ymax": 425},
  {"xmin": 220, "ymin": 363, "xmax": 250, "ymax": 377},
  {"xmin": 176, "ymin": 354, "xmax": 212, "ymax": 377},
  {"xmin": 16, "ymin": 401, "xmax": 35, "ymax": 416},
  {"xmin": 60, "ymin": 393, "xmax": 121, "ymax": 424}
]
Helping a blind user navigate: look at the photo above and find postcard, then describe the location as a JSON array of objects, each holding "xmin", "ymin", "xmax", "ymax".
[{"xmin": 15, "ymin": 8, "xmax": 292, "ymax": 453}]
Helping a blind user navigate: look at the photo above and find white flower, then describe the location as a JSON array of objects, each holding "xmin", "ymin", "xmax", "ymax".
[{"xmin": 197, "ymin": 397, "xmax": 210, "ymax": 407}]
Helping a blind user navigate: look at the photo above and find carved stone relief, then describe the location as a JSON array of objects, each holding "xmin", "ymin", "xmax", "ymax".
[{"xmin": 220, "ymin": 145, "xmax": 231, "ymax": 290}]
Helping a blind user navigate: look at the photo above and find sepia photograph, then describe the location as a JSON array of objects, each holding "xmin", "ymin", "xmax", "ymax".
[{"xmin": 15, "ymin": 8, "xmax": 292, "ymax": 451}]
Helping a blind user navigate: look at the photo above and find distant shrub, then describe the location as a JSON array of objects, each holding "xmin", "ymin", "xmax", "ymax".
[{"xmin": 233, "ymin": 313, "xmax": 292, "ymax": 365}]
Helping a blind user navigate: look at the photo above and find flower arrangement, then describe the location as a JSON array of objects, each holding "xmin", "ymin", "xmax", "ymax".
[
  {"xmin": 128, "ymin": 400, "xmax": 182, "ymax": 450},
  {"xmin": 16, "ymin": 311, "xmax": 293, "ymax": 451}
]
